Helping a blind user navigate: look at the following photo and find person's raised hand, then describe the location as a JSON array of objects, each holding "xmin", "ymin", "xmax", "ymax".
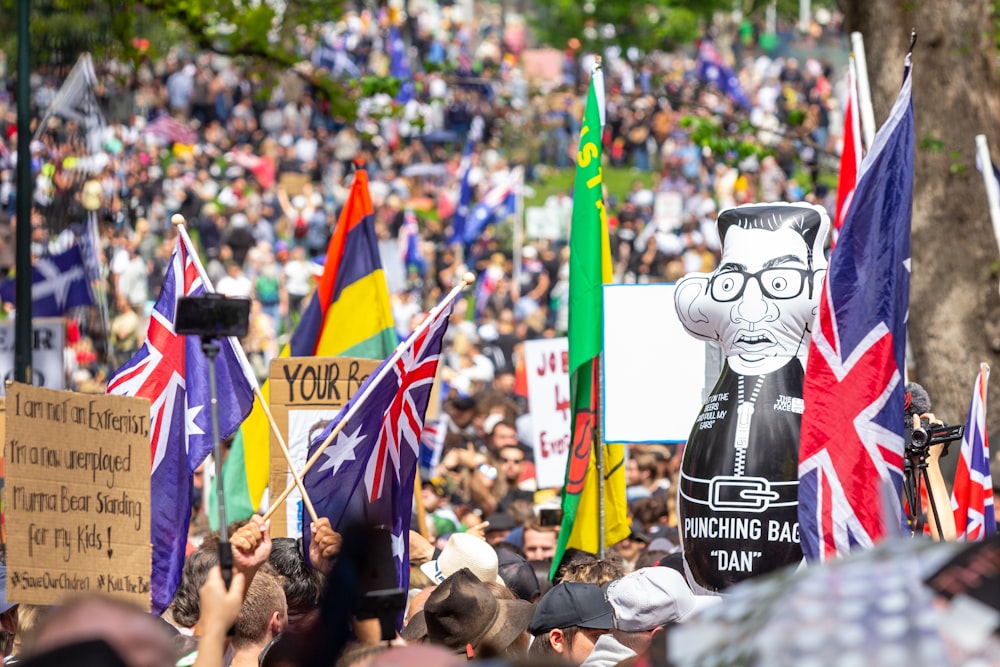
[
  {"xmin": 309, "ymin": 517, "xmax": 342, "ymax": 575},
  {"xmin": 231, "ymin": 514, "xmax": 272, "ymax": 575},
  {"xmin": 193, "ymin": 566, "xmax": 247, "ymax": 667},
  {"xmin": 408, "ymin": 530, "xmax": 435, "ymax": 565}
]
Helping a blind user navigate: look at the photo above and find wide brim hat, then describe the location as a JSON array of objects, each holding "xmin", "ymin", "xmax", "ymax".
[{"xmin": 401, "ymin": 569, "xmax": 534, "ymax": 657}]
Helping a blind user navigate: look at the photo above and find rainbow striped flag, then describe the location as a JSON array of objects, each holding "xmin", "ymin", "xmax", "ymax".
[{"xmin": 223, "ymin": 169, "xmax": 397, "ymax": 521}]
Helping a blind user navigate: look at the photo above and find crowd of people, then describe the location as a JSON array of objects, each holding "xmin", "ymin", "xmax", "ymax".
[{"xmin": 4, "ymin": 3, "xmax": 990, "ymax": 667}]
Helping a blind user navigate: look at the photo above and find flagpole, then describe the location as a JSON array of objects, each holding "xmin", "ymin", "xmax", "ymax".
[
  {"xmin": 171, "ymin": 214, "xmax": 319, "ymax": 523},
  {"xmin": 512, "ymin": 165, "xmax": 524, "ymax": 303},
  {"xmin": 850, "ymin": 32, "xmax": 876, "ymax": 151},
  {"xmin": 262, "ymin": 272, "xmax": 476, "ymax": 522},
  {"xmin": 974, "ymin": 135, "xmax": 1000, "ymax": 261},
  {"xmin": 594, "ymin": 59, "xmax": 607, "ymax": 559},
  {"xmin": 596, "ymin": 355, "xmax": 606, "ymax": 558}
]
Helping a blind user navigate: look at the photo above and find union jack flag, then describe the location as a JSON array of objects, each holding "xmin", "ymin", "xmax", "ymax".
[
  {"xmin": 798, "ymin": 54, "xmax": 914, "ymax": 562},
  {"xmin": 952, "ymin": 363, "xmax": 996, "ymax": 540},
  {"xmin": 302, "ymin": 297, "xmax": 455, "ymax": 589},
  {"xmin": 107, "ymin": 236, "xmax": 255, "ymax": 613}
]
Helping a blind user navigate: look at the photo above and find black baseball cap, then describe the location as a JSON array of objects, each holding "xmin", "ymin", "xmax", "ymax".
[
  {"xmin": 485, "ymin": 512, "xmax": 517, "ymax": 532},
  {"xmin": 528, "ymin": 582, "xmax": 615, "ymax": 635}
]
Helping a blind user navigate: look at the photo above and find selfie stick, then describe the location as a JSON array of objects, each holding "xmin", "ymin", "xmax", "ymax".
[{"xmin": 203, "ymin": 337, "xmax": 234, "ymax": 589}]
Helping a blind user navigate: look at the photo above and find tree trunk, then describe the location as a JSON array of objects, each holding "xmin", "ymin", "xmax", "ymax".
[{"xmin": 838, "ymin": 0, "xmax": 1000, "ymax": 459}]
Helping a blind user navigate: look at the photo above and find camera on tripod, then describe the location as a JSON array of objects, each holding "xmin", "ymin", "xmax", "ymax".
[{"xmin": 904, "ymin": 414, "xmax": 964, "ymax": 452}]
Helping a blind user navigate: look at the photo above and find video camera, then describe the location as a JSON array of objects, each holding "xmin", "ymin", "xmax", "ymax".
[
  {"xmin": 905, "ymin": 414, "xmax": 964, "ymax": 450},
  {"xmin": 903, "ymin": 381, "xmax": 964, "ymax": 454}
]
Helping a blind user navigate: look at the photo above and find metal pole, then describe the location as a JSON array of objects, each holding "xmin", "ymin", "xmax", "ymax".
[
  {"xmin": 204, "ymin": 340, "xmax": 234, "ymax": 588},
  {"xmin": 596, "ymin": 355, "xmax": 605, "ymax": 558},
  {"xmin": 14, "ymin": 0, "xmax": 33, "ymax": 383}
]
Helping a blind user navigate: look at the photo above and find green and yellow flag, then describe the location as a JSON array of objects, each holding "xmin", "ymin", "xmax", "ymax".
[{"xmin": 551, "ymin": 65, "xmax": 630, "ymax": 578}]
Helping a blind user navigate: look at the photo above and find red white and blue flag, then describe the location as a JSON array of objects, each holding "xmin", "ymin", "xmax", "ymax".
[
  {"xmin": 798, "ymin": 54, "xmax": 914, "ymax": 562},
  {"xmin": 462, "ymin": 166, "xmax": 521, "ymax": 247},
  {"xmin": 302, "ymin": 297, "xmax": 455, "ymax": 589},
  {"xmin": 833, "ymin": 56, "xmax": 863, "ymax": 245},
  {"xmin": 696, "ymin": 38, "xmax": 751, "ymax": 110},
  {"xmin": 951, "ymin": 363, "xmax": 996, "ymax": 540},
  {"xmin": 448, "ymin": 116, "xmax": 483, "ymax": 247},
  {"xmin": 107, "ymin": 237, "xmax": 255, "ymax": 612},
  {"xmin": 419, "ymin": 413, "xmax": 449, "ymax": 475}
]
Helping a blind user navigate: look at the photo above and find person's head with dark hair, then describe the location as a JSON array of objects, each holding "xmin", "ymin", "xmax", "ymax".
[
  {"xmin": 493, "ymin": 541, "xmax": 527, "ymax": 560},
  {"xmin": 527, "ymin": 582, "xmax": 615, "ymax": 664},
  {"xmin": 635, "ymin": 550, "xmax": 671, "ymax": 571},
  {"xmin": 268, "ymin": 537, "xmax": 323, "ymax": 634},
  {"xmin": 529, "ymin": 560, "xmax": 554, "ymax": 600},
  {"xmin": 630, "ymin": 495, "xmax": 669, "ymax": 531},
  {"xmin": 551, "ymin": 547, "xmax": 596, "ymax": 586},
  {"xmin": 497, "ymin": 550, "xmax": 541, "ymax": 603},
  {"xmin": 167, "ymin": 545, "xmax": 220, "ymax": 630}
]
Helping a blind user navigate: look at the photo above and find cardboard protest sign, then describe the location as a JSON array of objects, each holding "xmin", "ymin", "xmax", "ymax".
[
  {"xmin": 0, "ymin": 319, "xmax": 66, "ymax": 394},
  {"xmin": 524, "ymin": 338, "xmax": 571, "ymax": 489},
  {"xmin": 5, "ymin": 383, "xmax": 151, "ymax": 608},
  {"xmin": 603, "ymin": 284, "xmax": 707, "ymax": 443},
  {"xmin": 268, "ymin": 357, "xmax": 379, "ymax": 538}
]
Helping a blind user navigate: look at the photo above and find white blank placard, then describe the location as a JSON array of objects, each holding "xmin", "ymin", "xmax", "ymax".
[{"xmin": 603, "ymin": 284, "xmax": 707, "ymax": 443}]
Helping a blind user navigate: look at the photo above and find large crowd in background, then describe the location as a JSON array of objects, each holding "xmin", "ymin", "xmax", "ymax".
[{"xmin": 2, "ymin": 4, "xmax": 989, "ymax": 667}]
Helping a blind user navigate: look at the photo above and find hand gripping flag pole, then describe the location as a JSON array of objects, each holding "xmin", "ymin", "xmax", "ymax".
[
  {"xmin": 171, "ymin": 215, "xmax": 319, "ymax": 524},
  {"xmin": 262, "ymin": 272, "xmax": 477, "ymax": 522}
]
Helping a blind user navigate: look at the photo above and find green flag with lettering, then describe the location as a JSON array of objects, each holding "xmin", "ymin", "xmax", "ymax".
[{"xmin": 551, "ymin": 66, "xmax": 630, "ymax": 579}]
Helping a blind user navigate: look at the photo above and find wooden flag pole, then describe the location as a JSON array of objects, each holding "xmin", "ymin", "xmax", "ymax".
[
  {"xmin": 413, "ymin": 468, "xmax": 430, "ymax": 540},
  {"xmin": 171, "ymin": 214, "xmax": 318, "ymax": 523},
  {"xmin": 262, "ymin": 273, "xmax": 476, "ymax": 522}
]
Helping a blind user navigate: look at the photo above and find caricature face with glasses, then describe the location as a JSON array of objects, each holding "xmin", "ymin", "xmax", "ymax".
[{"xmin": 675, "ymin": 205, "xmax": 830, "ymax": 376}]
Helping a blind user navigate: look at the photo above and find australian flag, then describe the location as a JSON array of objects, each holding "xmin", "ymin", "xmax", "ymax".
[
  {"xmin": 389, "ymin": 25, "xmax": 415, "ymax": 104},
  {"xmin": 951, "ymin": 363, "xmax": 996, "ymax": 540},
  {"xmin": 302, "ymin": 299, "xmax": 455, "ymax": 593},
  {"xmin": 419, "ymin": 413, "xmax": 449, "ymax": 476},
  {"xmin": 462, "ymin": 166, "xmax": 521, "ymax": 247},
  {"xmin": 449, "ymin": 116, "xmax": 483, "ymax": 246},
  {"xmin": 107, "ymin": 236, "xmax": 255, "ymax": 613},
  {"xmin": 798, "ymin": 53, "xmax": 914, "ymax": 562},
  {"xmin": 696, "ymin": 39, "xmax": 751, "ymax": 110},
  {"xmin": 0, "ymin": 244, "xmax": 93, "ymax": 316}
]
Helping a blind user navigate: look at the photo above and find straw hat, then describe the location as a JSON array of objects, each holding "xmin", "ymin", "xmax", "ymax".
[{"xmin": 420, "ymin": 533, "xmax": 504, "ymax": 585}]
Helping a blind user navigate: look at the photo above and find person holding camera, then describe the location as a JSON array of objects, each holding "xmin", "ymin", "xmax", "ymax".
[{"xmin": 903, "ymin": 382, "xmax": 961, "ymax": 541}]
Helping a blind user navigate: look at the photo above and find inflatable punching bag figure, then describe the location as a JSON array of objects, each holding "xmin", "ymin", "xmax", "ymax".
[{"xmin": 673, "ymin": 203, "xmax": 829, "ymax": 592}]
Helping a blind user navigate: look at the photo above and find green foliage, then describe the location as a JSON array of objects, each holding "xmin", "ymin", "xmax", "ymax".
[
  {"xmin": 680, "ymin": 115, "xmax": 771, "ymax": 161},
  {"xmin": 530, "ymin": 0, "xmax": 721, "ymax": 56},
  {"xmin": 0, "ymin": 0, "xmax": 124, "ymax": 67}
]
